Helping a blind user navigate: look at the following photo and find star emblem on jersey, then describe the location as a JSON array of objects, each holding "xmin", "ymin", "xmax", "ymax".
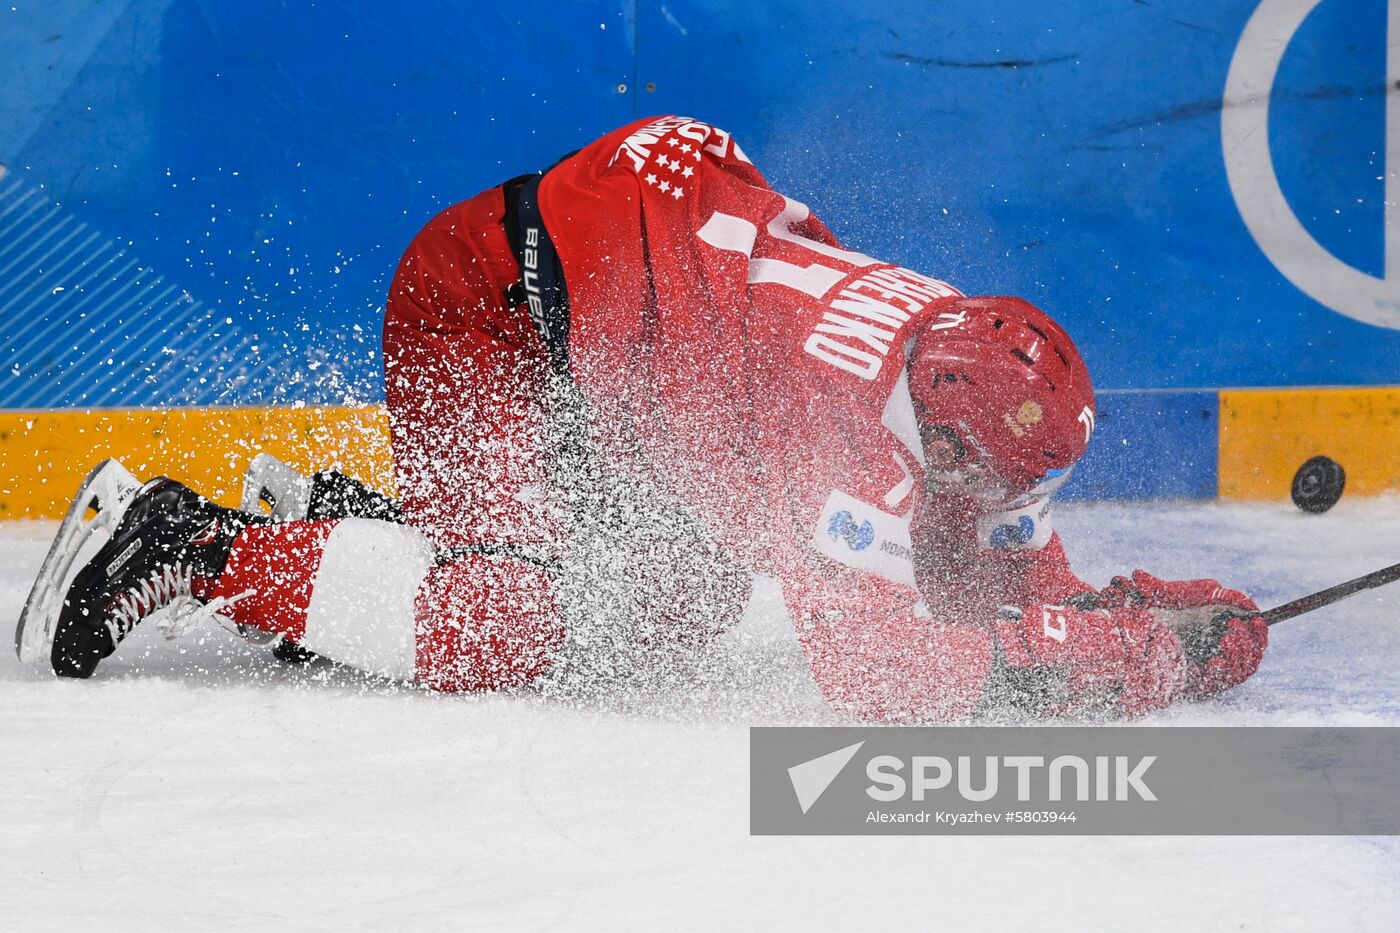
[{"xmin": 640, "ymin": 134, "xmax": 698, "ymax": 202}]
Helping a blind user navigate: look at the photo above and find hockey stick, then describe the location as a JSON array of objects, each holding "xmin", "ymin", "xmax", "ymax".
[
  {"xmin": 1166, "ymin": 560, "xmax": 1400, "ymax": 664},
  {"xmin": 1260, "ymin": 559, "xmax": 1400, "ymax": 627}
]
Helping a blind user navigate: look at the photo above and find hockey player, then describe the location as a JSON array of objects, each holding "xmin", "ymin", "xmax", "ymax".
[{"xmin": 15, "ymin": 115, "xmax": 1267, "ymax": 720}]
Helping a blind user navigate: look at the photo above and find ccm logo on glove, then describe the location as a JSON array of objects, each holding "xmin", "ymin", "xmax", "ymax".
[{"xmin": 1041, "ymin": 606, "xmax": 1068, "ymax": 643}]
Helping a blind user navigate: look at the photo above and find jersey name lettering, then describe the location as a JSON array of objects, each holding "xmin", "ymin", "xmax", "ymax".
[
  {"xmin": 697, "ymin": 197, "xmax": 959, "ymax": 381},
  {"xmin": 612, "ymin": 115, "xmax": 751, "ymax": 173}
]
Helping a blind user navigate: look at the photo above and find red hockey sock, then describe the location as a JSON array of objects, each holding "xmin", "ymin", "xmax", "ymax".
[{"xmin": 203, "ymin": 520, "xmax": 340, "ymax": 640}]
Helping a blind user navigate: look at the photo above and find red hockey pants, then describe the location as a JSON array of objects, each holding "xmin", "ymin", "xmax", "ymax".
[{"xmin": 215, "ymin": 185, "xmax": 564, "ymax": 691}]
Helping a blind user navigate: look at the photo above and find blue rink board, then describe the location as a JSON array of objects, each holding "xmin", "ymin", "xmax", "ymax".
[
  {"xmin": 0, "ymin": 0, "xmax": 1393, "ymax": 502},
  {"xmin": 1058, "ymin": 392, "xmax": 1220, "ymax": 501}
]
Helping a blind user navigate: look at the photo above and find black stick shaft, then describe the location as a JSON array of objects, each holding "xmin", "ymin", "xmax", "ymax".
[{"xmin": 1262, "ymin": 560, "xmax": 1400, "ymax": 626}]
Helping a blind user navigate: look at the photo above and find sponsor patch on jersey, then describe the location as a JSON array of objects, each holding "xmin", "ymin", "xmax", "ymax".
[
  {"xmin": 978, "ymin": 497, "xmax": 1054, "ymax": 552},
  {"xmin": 988, "ymin": 515, "xmax": 1036, "ymax": 550},
  {"xmin": 812, "ymin": 490, "xmax": 917, "ymax": 588},
  {"xmin": 826, "ymin": 510, "xmax": 875, "ymax": 551}
]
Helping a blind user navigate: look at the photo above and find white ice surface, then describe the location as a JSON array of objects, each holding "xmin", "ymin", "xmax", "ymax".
[{"xmin": 2, "ymin": 498, "xmax": 1400, "ymax": 931}]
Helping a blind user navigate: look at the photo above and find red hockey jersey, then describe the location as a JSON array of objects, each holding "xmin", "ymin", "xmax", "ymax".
[{"xmin": 538, "ymin": 116, "xmax": 1092, "ymax": 720}]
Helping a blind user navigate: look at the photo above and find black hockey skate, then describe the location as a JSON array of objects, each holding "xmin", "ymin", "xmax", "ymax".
[{"xmin": 15, "ymin": 459, "xmax": 256, "ymax": 678}]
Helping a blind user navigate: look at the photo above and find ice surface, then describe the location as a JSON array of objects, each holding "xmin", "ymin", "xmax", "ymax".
[{"xmin": 3, "ymin": 498, "xmax": 1399, "ymax": 930}]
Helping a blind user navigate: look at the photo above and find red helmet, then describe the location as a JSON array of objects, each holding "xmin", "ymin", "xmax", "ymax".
[{"xmin": 907, "ymin": 296, "xmax": 1095, "ymax": 500}]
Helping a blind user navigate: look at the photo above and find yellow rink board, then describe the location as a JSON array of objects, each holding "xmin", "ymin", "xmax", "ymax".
[
  {"xmin": 1219, "ymin": 387, "xmax": 1400, "ymax": 500},
  {"xmin": 0, "ymin": 406, "xmax": 396, "ymax": 520},
  {"xmin": 4, "ymin": 389, "xmax": 1400, "ymax": 518}
]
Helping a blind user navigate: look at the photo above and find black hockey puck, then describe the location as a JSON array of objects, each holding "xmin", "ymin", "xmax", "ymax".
[{"xmin": 1291, "ymin": 455, "xmax": 1345, "ymax": 513}]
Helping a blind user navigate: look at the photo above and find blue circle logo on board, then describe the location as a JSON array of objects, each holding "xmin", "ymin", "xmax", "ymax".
[{"xmin": 827, "ymin": 510, "xmax": 875, "ymax": 551}]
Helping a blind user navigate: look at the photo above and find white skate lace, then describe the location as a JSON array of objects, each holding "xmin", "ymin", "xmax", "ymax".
[{"xmin": 107, "ymin": 564, "xmax": 254, "ymax": 642}]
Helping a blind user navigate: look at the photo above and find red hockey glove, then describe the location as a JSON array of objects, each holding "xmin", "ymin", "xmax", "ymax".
[
  {"xmin": 1090, "ymin": 570, "xmax": 1267, "ymax": 699},
  {"xmin": 1178, "ymin": 612, "xmax": 1268, "ymax": 699},
  {"xmin": 991, "ymin": 603, "xmax": 1185, "ymax": 718},
  {"xmin": 1095, "ymin": 569, "xmax": 1254, "ymax": 613}
]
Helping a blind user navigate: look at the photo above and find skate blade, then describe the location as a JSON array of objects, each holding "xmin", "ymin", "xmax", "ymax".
[
  {"xmin": 240, "ymin": 452, "xmax": 311, "ymax": 521},
  {"xmin": 14, "ymin": 459, "xmax": 141, "ymax": 665}
]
